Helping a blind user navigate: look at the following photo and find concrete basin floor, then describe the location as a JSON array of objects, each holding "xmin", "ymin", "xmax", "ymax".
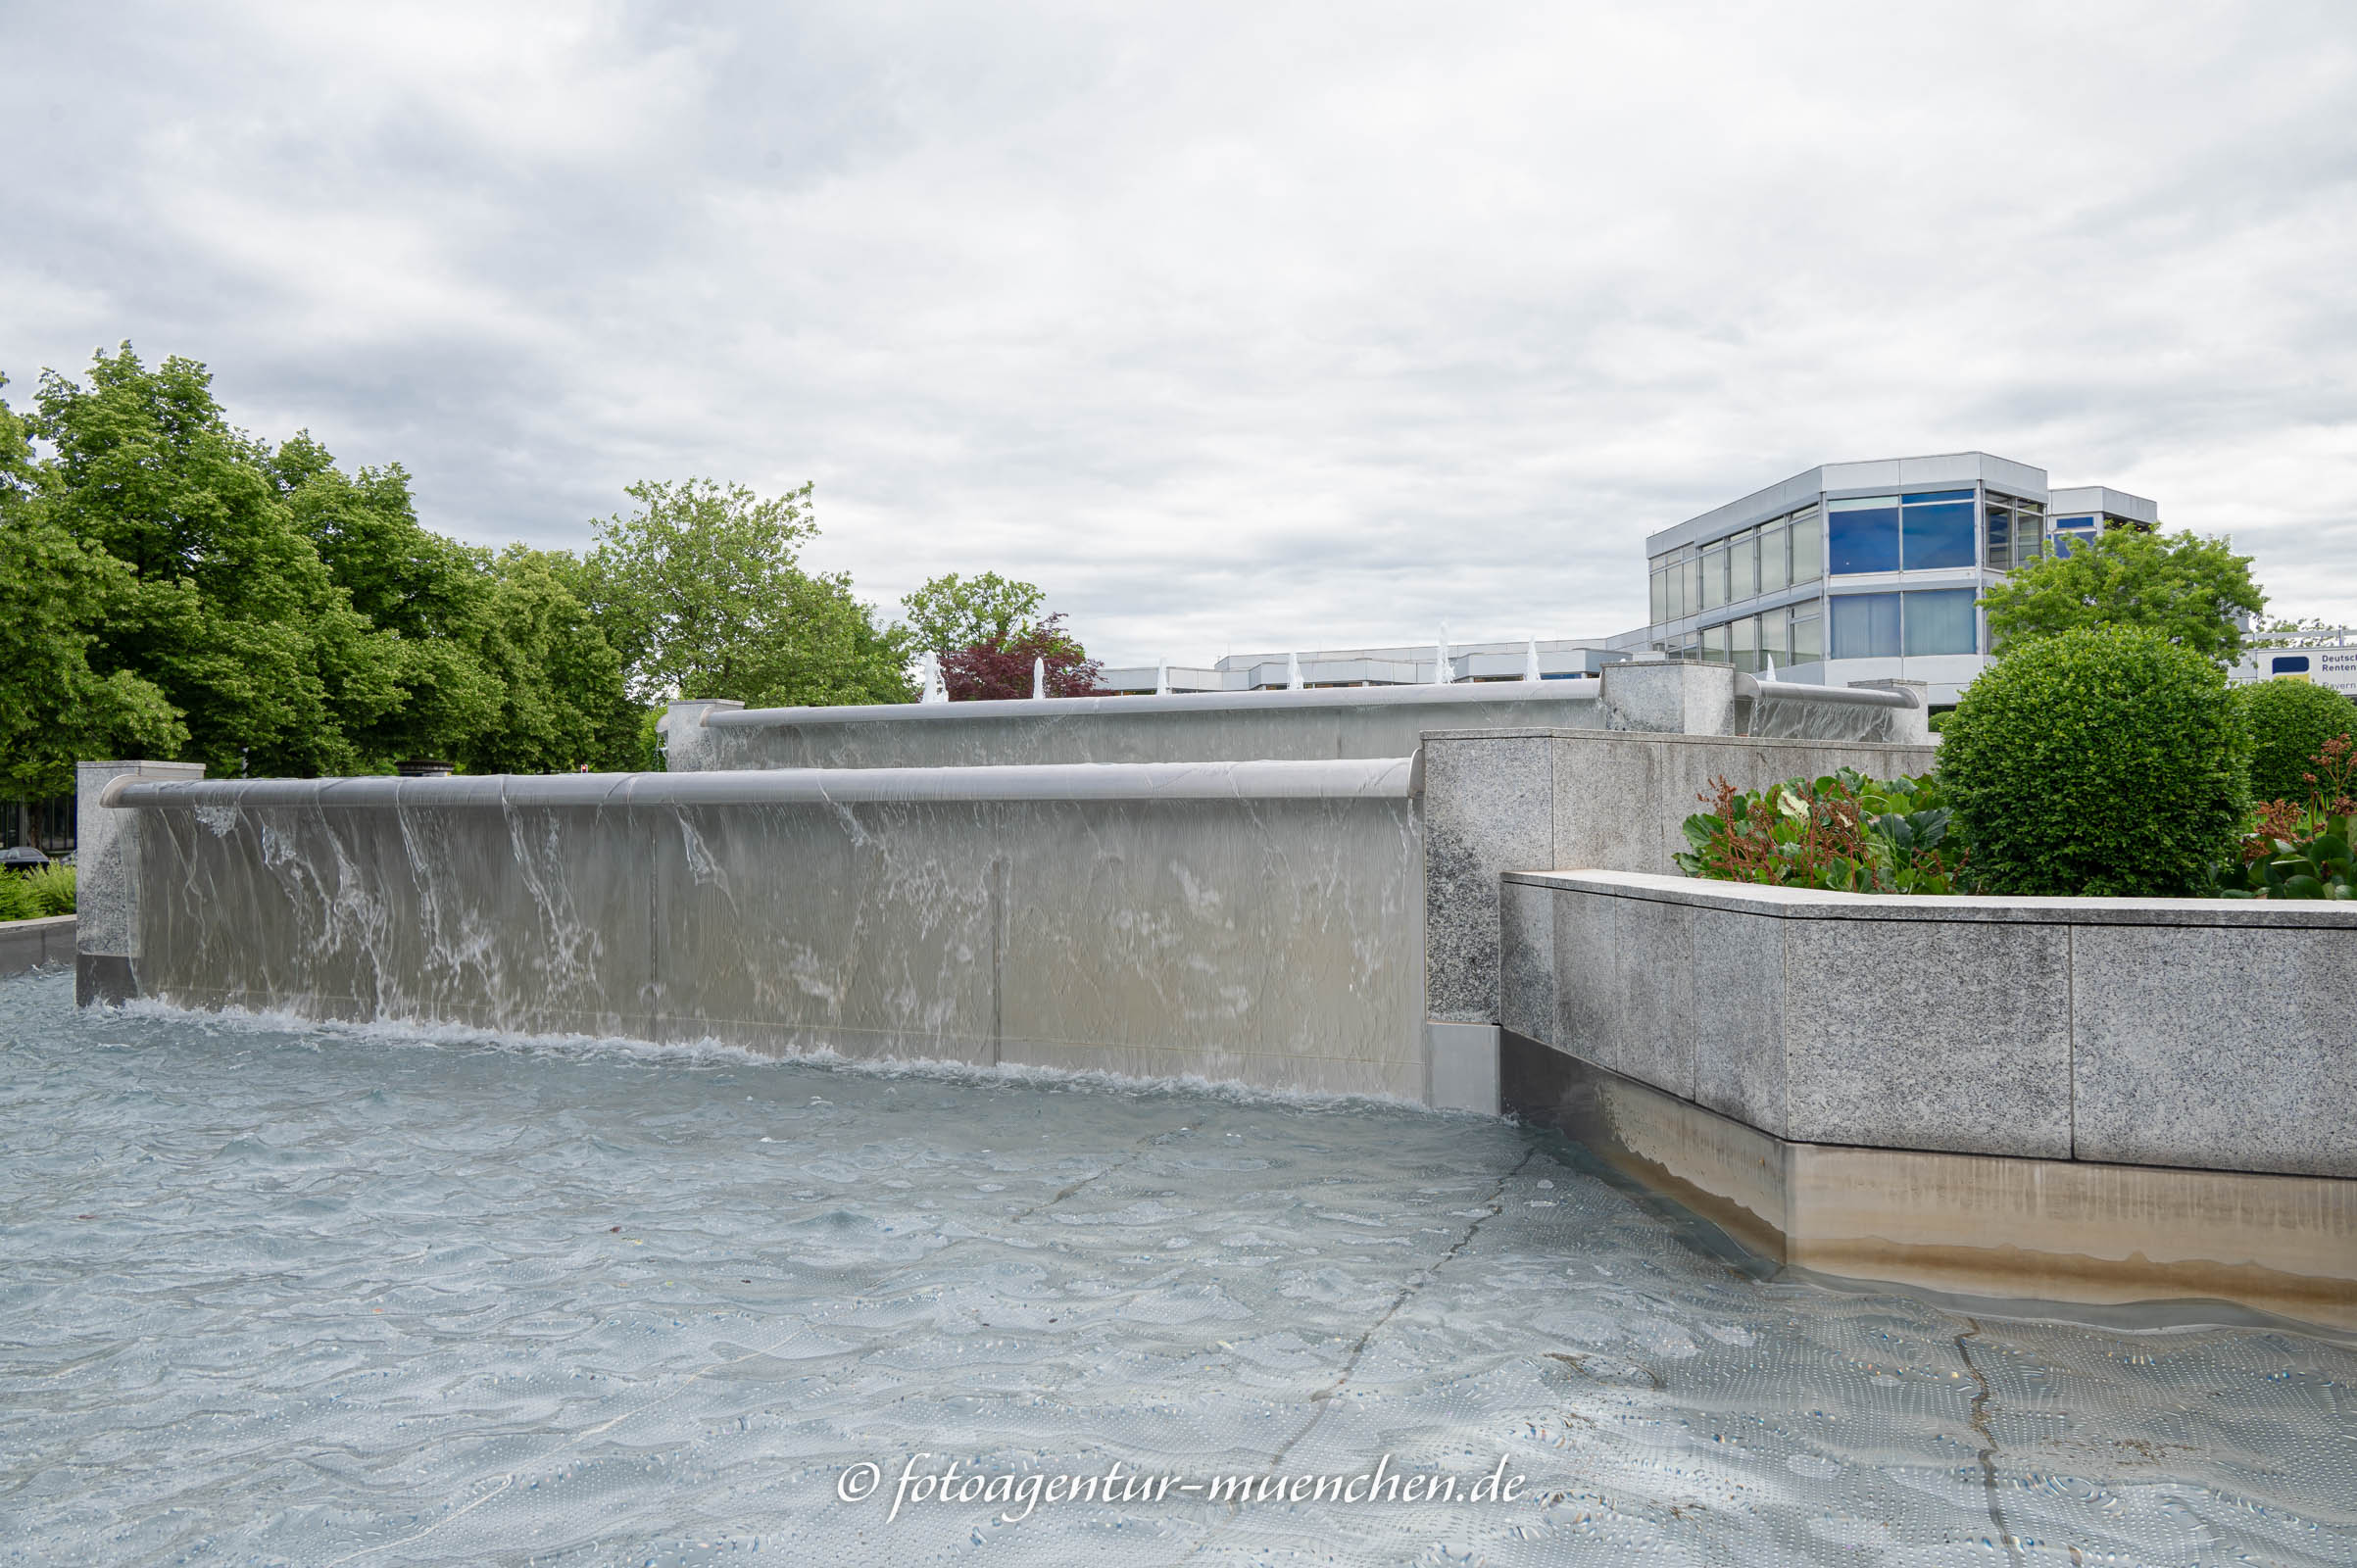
[{"xmin": 3, "ymin": 968, "xmax": 2351, "ymax": 1567}]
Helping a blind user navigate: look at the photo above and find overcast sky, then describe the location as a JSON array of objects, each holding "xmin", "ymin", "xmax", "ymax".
[{"xmin": 4, "ymin": 2, "xmax": 2353, "ymax": 663}]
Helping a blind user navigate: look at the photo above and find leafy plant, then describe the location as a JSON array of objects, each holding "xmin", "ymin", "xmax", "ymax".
[
  {"xmin": 1677, "ymin": 768, "xmax": 1980, "ymax": 894},
  {"xmin": 1978, "ymin": 525, "xmax": 2264, "ymax": 668},
  {"xmin": 2224, "ymin": 733, "xmax": 2355, "ymax": 900},
  {"xmin": 1939, "ymin": 626, "xmax": 2249, "ymax": 897},
  {"xmin": 937, "ymin": 612, "xmax": 1104, "ymax": 701},
  {"xmin": 2236, "ymin": 679, "xmax": 2357, "ymax": 806}
]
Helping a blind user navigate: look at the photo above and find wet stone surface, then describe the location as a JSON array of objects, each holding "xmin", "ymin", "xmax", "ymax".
[{"xmin": 2, "ymin": 967, "xmax": 2352, "ymax": 1567}]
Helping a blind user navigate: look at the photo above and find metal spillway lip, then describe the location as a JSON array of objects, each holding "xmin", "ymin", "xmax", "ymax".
[
  {"xmin": 1737, "ymin": 675, "xmax": 1917, "ymax": 709},
  {"xmin": 697, "ymin": 678, "xmax": 1605, "ymax": 725},
  {"xmin": 103, "ymin": 758, "xmax": 1421, "ymax": 810}
]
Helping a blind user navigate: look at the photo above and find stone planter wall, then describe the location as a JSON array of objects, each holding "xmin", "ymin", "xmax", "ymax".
[{"xmin": 1499, "ymin": 869, "xmax": 2357, "ymax": 1179}]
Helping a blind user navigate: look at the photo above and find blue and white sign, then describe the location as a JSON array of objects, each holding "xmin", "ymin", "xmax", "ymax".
[{"xmin": 2230, "ymin": 645, "xmax": 2357, "ymax": 696}]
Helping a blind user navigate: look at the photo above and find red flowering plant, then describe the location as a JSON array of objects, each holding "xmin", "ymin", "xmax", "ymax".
[
  {"xmin": 2225, "ymin": 733, "xmax": 2354, "ymax": 900},
  {"xmin": 937, "ymin": 612, "xmax": 1105, "ymax": 701}
]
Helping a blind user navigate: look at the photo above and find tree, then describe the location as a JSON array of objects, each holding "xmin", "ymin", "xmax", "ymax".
[
  {"xmin": 24, "ymin": 345, "xmax": 643, "ymax": 778},
  {"xmin": 0, "ymin": 375, "xmax": 184, "ymax": 798},
  {"xmin": 32, "ymin": 345, "xmax": 405, "ymax": 776},
  {"xmin": 939, "ymin": 612, "xmax": 1104, "ymax": 700},
  {"xmin": 579, "ymin": 478, "xmax": 910, "ymax": 709},
  {"xmin": 1979, "ymin": 527, "xmax": 2265, "ymax": 668},
  {"xmin": 902, "ymin": 570, "xmax": 1050, "ymax": 654},
  {"xmin": 460, "ymin": 547, "xmax": 646, "ymax": 773}
]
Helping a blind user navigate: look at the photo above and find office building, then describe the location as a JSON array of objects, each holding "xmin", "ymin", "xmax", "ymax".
[{"xmin": 1642, "ymin": 453, "xmax": 2157, "ymax": 706}]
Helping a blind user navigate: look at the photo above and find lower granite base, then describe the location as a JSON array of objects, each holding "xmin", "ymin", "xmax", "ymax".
[{"xmin": 1503, "ymin": 1030, "xmax": 2357, "ymax": 1333}]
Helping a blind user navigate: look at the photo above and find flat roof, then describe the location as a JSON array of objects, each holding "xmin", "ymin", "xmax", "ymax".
[
  {"xmin": 2048, "ymin": 485, "xmax": 2160, "ymax": 523},
  {"xmin": 1645, "ymin": 452, "xmax": 2050, "ymax": 556}
]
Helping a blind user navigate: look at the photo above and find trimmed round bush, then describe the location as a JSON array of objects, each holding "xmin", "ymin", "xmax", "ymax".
[
  {"xmin": 1940, "ymin": 627, "xmax": 2249, "ymax": 897},
  {"xmin": 2237, "ymin": 676, "xmax": 2357, "ymax": 805}
]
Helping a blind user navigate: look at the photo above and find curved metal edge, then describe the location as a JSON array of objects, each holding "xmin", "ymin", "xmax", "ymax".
[
  {"xmin": 1736, "ymin": 675, "xmax": 1917, "ymax": 710},
  {"xmin": 703, "ymin": 679, "xmax": 1603, "ymax": 727},
  {"xmin": 107, "ymin": 757, "xmax": 1420, "ymax": 809}
]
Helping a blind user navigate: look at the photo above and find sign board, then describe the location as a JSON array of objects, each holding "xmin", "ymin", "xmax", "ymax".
[{"xmin": 2228, "ymin": 646, "xmax": 2357, "ymax": 697}]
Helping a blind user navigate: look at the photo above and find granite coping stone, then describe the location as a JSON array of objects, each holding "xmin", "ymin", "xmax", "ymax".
[
  {"xmin": 1421, "ymin": 727, "xmax": 1932, "ymax": 752},
  {"xmin": 1505, "ymin": 868, "xmax": 2357, "ymax": 929}
]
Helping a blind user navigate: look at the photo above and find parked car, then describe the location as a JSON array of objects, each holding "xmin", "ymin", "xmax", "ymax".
[{"xmin": 0, "ymin": 847, "xmax": 52, "ymax": 871}]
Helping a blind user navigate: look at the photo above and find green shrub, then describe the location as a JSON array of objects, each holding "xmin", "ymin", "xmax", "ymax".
[
  {"xmin": 0, "ymin": 862, "xmax": 74, "ymax": 921},
  {"xmin": 25, "ymin": 862, "xmax": 75, "ymax": 917},
  {"xmin": 2236, "ymin": 678, "xmax": 2357, "ymax": 805},
  {"xmin": 1677, "ymin": 769, "xmax": 1979, "ymax": 894},
  {"xmin": 1940, "ymin": 626, "xmax": 2249, "ymax": 897}
]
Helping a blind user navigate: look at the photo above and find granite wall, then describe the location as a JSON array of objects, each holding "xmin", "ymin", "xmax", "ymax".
[
  {"xmin": 0, "ymin": 915, "xmax": 77, "ymax": 978},
  {"xmin": 1420, "ymin": 730, "xmax": 1941, "ymax": 1031},
  {"xmin": 1500, "ymin": 869, "xmax": 2357, "ymax": 1180},
  {"xmin": 661, "ymin": 662, "xmax": 1929, "ymax": 772}
]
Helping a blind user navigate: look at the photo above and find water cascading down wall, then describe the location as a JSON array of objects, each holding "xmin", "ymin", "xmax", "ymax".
[{"xmin": 81, "ymin": 663, "xmax": 1933, "ymax": 1109}]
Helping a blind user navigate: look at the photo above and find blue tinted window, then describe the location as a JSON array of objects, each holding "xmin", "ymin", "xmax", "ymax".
[
  {"xmin": 1900, "ymin": 501, "xmax": 1977, "ymax": 568},
  {"xmin": 1830, "ymin": 593, "xmax": 1900, "ymax": 659},
  {"xmin": 1902, "ymin": 589, "xmax": 1978, "ymax": 655},
  {"xmin": 2052, "ymin": 515, "xmax": 2095, "ymax": 528},
  {"xmin": 1827, "ymin": 501, "xmax": 1899, "ymax": 574},
  {"xmin": 1901, "ymin": 490, "xmax": 1974, "ymax": 504}
]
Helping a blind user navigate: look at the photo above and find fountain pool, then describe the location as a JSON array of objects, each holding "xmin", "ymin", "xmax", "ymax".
[{"xmin": 3, "ymin": 967, "xmax": 2351, "ymax": 1566}]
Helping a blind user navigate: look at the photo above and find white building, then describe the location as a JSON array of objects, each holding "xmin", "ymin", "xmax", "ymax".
[
  {"xmin": 1642, "ymin": 452, "xmax": 2157, "ymax": 706},
  {"xmin": 1099, "ymin": 451, "xmax": 2188, "ymax": 707},
  {"xmin": 1095, "ymin": 637, "xmax": 1631, "ymax": 695}
]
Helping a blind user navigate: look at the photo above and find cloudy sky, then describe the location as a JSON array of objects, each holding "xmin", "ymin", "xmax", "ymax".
[{"xmin": 5, "ymin": 2, "xmax": 2353, "ymax": 664}]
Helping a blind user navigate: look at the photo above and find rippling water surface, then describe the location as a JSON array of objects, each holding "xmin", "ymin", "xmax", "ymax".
[{"xmin": 2, "ymin": 967, "xmax": 2352, "ymax": 1567}]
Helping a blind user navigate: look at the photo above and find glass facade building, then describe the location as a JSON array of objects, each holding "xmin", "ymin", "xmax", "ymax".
[{"xmin": 1641, "ymin": 455, "xmax": 2157, "ymax": 704}]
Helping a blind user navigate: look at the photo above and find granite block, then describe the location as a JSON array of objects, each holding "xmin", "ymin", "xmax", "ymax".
[
  {"xmin": 1600, "ymin": 661, "xmax": 1739, "ymax": 736},
  {"xmin": 1607, "ymin": 895, "xmax": 1698, "ymax": 1101},
  {"xmin": 1691, "ymin": 905, "xmax": 1789, "ymax": 1138},
  {"xmin": 2072, "ymin": 925, "xmax": 2357, "ymax": 1178},
  {"xmin": 1549, "ymin": 736, "xmax": 1667, "ymax": 874},
  {"xmin": 1421, "ymin": 734, "xmax": 1553, "ymax": 1023},
  {"xmin": 1551, "ymin": 887, "xmax": 1622, "ymax": 1075},
  {"xmin": 1498, "ymin": 877, "xmax": 1556, "ymax": 1045},
  {"xmin": 1783, "ymin": 916, "xmax": 2072, "ymax": 1158}
]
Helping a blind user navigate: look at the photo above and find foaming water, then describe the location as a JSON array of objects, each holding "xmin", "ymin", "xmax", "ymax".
[{"xmin": 2, "ymin": 968, "xmax": 2350, "ymax": 1566}]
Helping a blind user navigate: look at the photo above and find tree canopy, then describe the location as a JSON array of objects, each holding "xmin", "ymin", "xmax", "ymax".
[
  {"xmin": 579, "ymin": 478, "xmax": 911, "ymax": 709},
  {"xmin": 902, "ymin": 570, "xmax": 1053, "ymax": 655},
  {"xmin": 2, "ymin": 345, "xmax": 934, "ymax": 788},
  {"xmin": 4, "ymin": 342, "xmax": 1108, "ymax": 788},
  {"xmin": 939, "ymin": 613, "xmax": 1105, "ymax": 700},
  {"xmin": 1979, "ymin": 526, "xmax": 2265, "ymax": 668},
  {"xmin": 0, "ymin": 374, "xmax": 186, "ymax": 799}
]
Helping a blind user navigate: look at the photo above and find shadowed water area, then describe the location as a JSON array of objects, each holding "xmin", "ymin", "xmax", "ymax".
[{"xmin": 2, "ymin": 967, "xmax": 2351, "ymax": 1566}]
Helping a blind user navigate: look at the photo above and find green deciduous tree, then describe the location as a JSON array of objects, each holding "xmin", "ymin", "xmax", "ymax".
[
  {"xmin": 22, "ymin": 345, "xmax": 644, "ymax": 778},
  {"xmin": 1978, "ymin": 526, "xmax": 2265, "ymax": 668},
  {"xmin": 901, "ymin": 570, "xmax": 1052, "ymax": 655},
  {"xmin": 580, "ymin": 478, "xmax": 910, "ymax": 709},
  {"xmin": 32, "ymin": 346, "xmax": 402, "ymax": 776},
  {"xmin": 0, "ymin": 375, "xmax": 185, "ymax": 798}
]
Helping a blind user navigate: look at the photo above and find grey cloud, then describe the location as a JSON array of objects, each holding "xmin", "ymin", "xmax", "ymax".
[{"xmin": 3, "ymin": 0, "xmax": 2353, "ymax": 664}]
